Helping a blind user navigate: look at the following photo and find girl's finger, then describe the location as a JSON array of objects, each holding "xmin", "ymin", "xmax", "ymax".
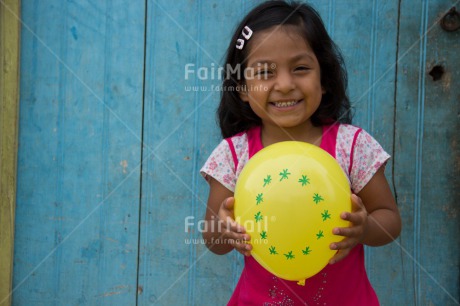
[
  {"xmin": 222, "ymin": 197, "xmax": 235, "ymax": 210},
  {"xmin": 221, "ymin": 217, "xmax": 246, "ymax": 235},
  {"xmin": 233, "ymin": 239, "xmax": 252, "ymax": 256},
  {"xmin": 222, "ymin": 229, "xmax": 250, "ymax": 242},
  {"xmin": 340, "ymin": 211, "xmax": 366, "ymax": 225},
  {"xmin": 351, "ymin": 194, "xmax": 365, "ymax": 210},
  {"xmin": 217, "ymin": 198, "xmax": 235, "ymax": 220},
  {"xmin": 333, "ymin": 225, "xmax": 363, "ymax": 238},
  {"xmin": 330, "ymin": 238, "xmax": 356, "ymax": 251},
  {"xmin": 329, "ymin": 248, "xmax": 350, "ymax": 264}
]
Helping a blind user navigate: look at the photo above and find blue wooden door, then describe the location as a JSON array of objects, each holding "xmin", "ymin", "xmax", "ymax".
[
  {"xmin": 12, "ymin": 0, "xmax": 459, "ymax": 305},
  {"xmin": 392, "ymin": 1, "xmax": 459, "ymax": 304},
  {"xmin": 13, "ymin": 1, "xmax": 145, "ymax": 305}
]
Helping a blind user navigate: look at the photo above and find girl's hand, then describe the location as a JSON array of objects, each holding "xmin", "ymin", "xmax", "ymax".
[
  {"xmin": 329, "ymin": 194, "xmax": 368, "ymax": 264},
  {"xmin": 217, "ymin": 197, "xmax": 252, "ymax": 256}
]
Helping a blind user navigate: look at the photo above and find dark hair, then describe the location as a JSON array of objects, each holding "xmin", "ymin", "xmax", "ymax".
[{"xmin": 217, "ymin": 0, "xmax": 352, "ymax": 138}]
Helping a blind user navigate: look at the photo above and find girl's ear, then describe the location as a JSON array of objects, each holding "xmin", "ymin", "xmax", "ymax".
[
  {"xmin": 238, "ymin": 84, "xmax": 250, "ymax": 102},
  {"xmin": 321, "ymin": 86, "xmax": 326, "ymax": 95}
]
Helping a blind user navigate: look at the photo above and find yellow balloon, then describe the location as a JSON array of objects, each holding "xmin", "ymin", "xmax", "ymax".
[{"xmin": 234, "ymin": 141, "xmax": 351, "ymax": 282}]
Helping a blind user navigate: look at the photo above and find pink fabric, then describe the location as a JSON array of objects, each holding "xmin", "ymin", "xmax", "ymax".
[
  {"xmin": 320, "ymin": 123, "xmax": 340, "ymax": 158},
  {"xmin": 246, "ymin": 126, "xmax": 262, "ymax": 159},
  {"xmin": 225, "ymin": 124, "xmax": 379, "ymax": 306}
]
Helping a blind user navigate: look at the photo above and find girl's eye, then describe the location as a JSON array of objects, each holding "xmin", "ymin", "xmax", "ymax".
[
  {"xmin": 294, "ymin": 66, "xmax": 310, "ymax": 72},
  {"xmin": 254, "ymin": 70, "xmax": 273, "ymax": 78}
]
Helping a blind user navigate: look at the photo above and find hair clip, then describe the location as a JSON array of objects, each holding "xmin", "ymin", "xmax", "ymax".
[{"xmin": 236, "ymin": 26, "xmax": 253, "ymax": 50}]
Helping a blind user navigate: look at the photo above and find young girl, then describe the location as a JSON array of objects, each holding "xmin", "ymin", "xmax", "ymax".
[{"xmin": 201, "ymin": 1, "xmax": 401, "ymax": 305}]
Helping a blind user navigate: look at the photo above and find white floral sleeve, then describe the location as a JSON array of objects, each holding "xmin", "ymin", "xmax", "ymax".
[
  {"xmin": 200, "ymin": 133, "xmax": 250, "ymax": 192},
  {"xmin": 200, "ymin": 140, "xmax": 237, "ymax": 192},
  {"xmin": 349, "ymin": 129, "xmax": 390, "ymax": 193}
]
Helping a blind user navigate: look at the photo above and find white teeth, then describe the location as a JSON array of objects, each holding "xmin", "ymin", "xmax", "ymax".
[{"xmin": 273, "ymin": 101, "xmax": 298, "ymax": 107}]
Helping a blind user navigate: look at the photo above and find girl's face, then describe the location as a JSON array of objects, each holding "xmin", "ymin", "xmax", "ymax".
[{"xmin": 239, "ymin": 25, "xmax": 324, "ymax": 132}]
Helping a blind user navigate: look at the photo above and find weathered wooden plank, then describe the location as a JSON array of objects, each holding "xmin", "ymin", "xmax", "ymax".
[
  {"xmin": 0, "ymin": 1, "xmax": 21, "ymax": 306},
  {"xmin": 138, "ymin": 1, "xmax": 255, "ymax": 303},
  {"xmin": 139, "ymin": 1, "xmax": 210, "ymax": 304},
  {"xmin": 13, "ymin": 1, "xmax": 144, "ymax": 305},
  {"xmin": 394, "ymin": 0, "xmax": 459, "ymax": 305}
]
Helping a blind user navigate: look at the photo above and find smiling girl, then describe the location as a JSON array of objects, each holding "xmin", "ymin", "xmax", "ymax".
[{"xmin": 200, "ymin": 1, "xmax": 401, "ymax": 305}]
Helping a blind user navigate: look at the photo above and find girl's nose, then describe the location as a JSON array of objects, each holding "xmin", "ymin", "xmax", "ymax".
[{"xmin": 273, "ymin": 71, "xmax": 295, "ymax": 93}]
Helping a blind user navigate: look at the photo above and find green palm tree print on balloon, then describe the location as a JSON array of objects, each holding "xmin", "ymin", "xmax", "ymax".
[
  {"xmin": 313, "ymin": 193, "xmax": 324, "ymax": 204},
  {"xmin": 279, "ymin": 169, "xmax": 291, "ymax": 181},
  {"xmin": 302, "ymin": 246, "xmax": 312, "ymax": 255},
  {"xmin": 284, "ymin": 251, "xmax": 295, "ymax": 260},
  {"xmin": 298, "ymin": 175, "xmax": 310, "ymax": 186},
  {"xmin": 256, "ymin": 193, "xmax": 263, "ymax": 205},
  {"xmin": 263, "ymin": 175, "xmax": 272, "ymax": 187},
  {"xmin": 321, "ymin": 210, "xmax": 331, "ymax": 221},
  {"xmin": 260, "ymin": 231, "xmax": 267, "ymax": 239},
  {"xmin": 316, "ymin": 230, "xmax": 324, "ymax": 239}
]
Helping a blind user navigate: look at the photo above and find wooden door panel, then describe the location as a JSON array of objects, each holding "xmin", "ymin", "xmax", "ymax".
[
  {"xmin": 14, "ymin": 1, "xmax": 145, "ymax": 305},
  {"xmin": 393, "ymin": 1, "xmax": 459, "ymax": 304}
]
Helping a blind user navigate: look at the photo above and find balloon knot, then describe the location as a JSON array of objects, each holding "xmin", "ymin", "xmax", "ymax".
[{"xmin": 297, "ymin": 279, "xmax": 306, "ymax": 286}]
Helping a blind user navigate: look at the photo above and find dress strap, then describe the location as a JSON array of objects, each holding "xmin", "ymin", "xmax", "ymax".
[
  {"xmin": 348, "ymin": 128, "xmax": 363, "ymax": 175},
  {"xmin": 225, "ymin": 126, "xmax": 262, "ymax": 172},
  {"xmin": 225, "ymin": 138, "xmax": 239, "ymax": 172},
  {"xmin": 320, "ymin": 123, "xmax": 340, "ymax": 158},
  {"xmin": 247, "ymin": 126, "xmax": 262, "ymax": 158}
]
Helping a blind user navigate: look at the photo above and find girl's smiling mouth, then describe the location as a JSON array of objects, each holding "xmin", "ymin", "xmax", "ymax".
[{"xmin": 270, "ymin": 99, "xmax": 303, "ymax": 108}]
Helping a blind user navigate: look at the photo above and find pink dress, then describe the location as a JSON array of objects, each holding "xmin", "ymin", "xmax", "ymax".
[{"xmin": 201, "ymin": 123, "xmax": 390, "ymax": 305}]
